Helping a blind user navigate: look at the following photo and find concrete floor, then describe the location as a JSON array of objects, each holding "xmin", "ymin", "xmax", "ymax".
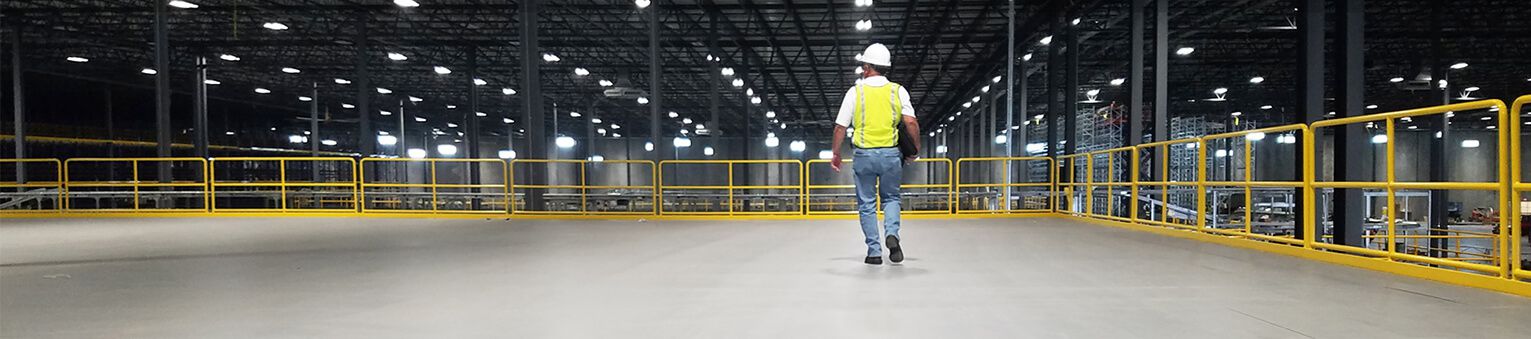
[{"xmin": 2, "ymin": 217, "xmax": 1529, "ymax": 339}]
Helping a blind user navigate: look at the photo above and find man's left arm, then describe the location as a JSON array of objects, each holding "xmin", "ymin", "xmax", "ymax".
[{"xmin": 899, "ymin": 86, "xmax": 921, "ymax": 157}]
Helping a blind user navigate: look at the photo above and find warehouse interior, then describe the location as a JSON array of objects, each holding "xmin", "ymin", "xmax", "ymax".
[{"xmin": 3, "ymin": 0, "xmax": 1531, "ymax": 337}]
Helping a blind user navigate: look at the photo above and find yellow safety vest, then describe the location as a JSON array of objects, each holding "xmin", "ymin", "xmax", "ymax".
[{"xmin": 852, "ymin": 82, "xmax": 903, "ymax": 148}]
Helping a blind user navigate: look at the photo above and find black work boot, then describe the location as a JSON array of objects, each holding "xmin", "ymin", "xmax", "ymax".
[
  {"xmin": 886, "ymin": 235, "xmax": 903, "ymax": 263},
  {"xmin": 864, "ymin": 256, "xmax": 883, "ymax": 265}
]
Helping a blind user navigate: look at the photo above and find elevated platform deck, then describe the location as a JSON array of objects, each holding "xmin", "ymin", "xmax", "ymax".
[{"xmin": 2, "ymin": 217, "xmax": 1528, "ymax": 338}]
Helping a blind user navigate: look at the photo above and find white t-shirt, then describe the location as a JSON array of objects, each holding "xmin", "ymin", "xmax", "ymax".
[{"xmin": 834, "ymin": 76, "xmax": 916, "ymax": 127}]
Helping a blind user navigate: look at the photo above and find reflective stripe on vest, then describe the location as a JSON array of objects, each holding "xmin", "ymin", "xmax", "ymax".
[{"xmin": 853, "ymin": 82, "xmax": 902, "ymax": 148}]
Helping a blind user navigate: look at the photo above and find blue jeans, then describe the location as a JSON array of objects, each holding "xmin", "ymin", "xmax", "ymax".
[{"xmin": 853, "ymin": 147, "xmax": 902, "ymax": 257}]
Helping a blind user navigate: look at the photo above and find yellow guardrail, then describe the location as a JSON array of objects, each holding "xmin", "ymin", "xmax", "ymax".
[
  {"xmin": 1056, "ymin": 153, "xmax": 1089, "ymax": 216},
  {"xmin": 63, "ymin": 157, "xmax": 209, "ymax": 212},
  {"xmin": 953, "ymin": 157, "xmax": 1054, "ymax": 214},
  {"xmin": 658, "ymin": 159, "xmax": 803, "ymax": 216},
  {"xmin": 1308, "ymin": 99, "xmax": 1509, "ymax": 276},
  {"xmin": 1130, "ymin": 138, "xmax": 1203, "ymax": 230},
  {"xmin": 0, "ymin": 159, "xmax": 64, "ymax": 213},
  {"xmin": 1083, "ymin": 147, "xmax": 1135, "ymax": 222},
  {"xmin": 209, "ymin": 157, "xmax": 358, "ymax": 212},
  {"xmin": 1512, "ymin": 95, "xmax": 1528, "ymax": 281},
  {"xmin": 1199, "ymin": 124, "xmax": 1309, "ymax": 246},
  {"xmin": 805, "ymin": 158, "xmax": 954, "ymax": 215},
  {"xmin": 359, "ymin": 158, "xmax": 508, "ymax": 214},
  {"xmin": 510, "ymin": 159, "xmax": 656, "ymax": 215}
]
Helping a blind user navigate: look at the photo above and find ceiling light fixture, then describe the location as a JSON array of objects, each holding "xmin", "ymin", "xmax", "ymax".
[
  {"xmin": 203, "ymin": 79, "xmax": 220, "ymax": 85},
  {"xmin": 1039, "ymin": 36, "xmax": 1053, "ymax": 45},
  {"xmin": 168, "ymin": 1, "xmax": 199, "ymax": 9},
  {"xmin": 141, "ymin": 68, "xmax": 157, "ymax": 75},
  {"xmin": 1249, "ymin": 76, "xmax": 1265, "ymax": 84},
  {"xmin": 334, "ymin": 78, "xmax": 351, "ymax": 85},
  {"xmin": 474, "ymin": 78, "xmax": 487, "ymax": 86},
  {"xmin": 376, "ymin": 87, "xmax": 392, "ymax": 94},
  {"xmin": 219, "ymin": 54, "xmax": 240, "ymax": 61},
  {"xmin": 66, "ymin": 56, "xmax": 89, "ymax": 63},
  {"xmin": 1175, "ymin": 47, "xmax": 1195, "ymax": 56},
  {"xmin": 1109, "ymin": 78, "xmax": 1126, "ymax": 86},
  {"xmin": 254, "ymin": 88, "xmax": 271, "ymax": 94},
  {"xmin": 388, "ymin": 52, "xmax": 408, "ymax": 61},
  {"xmin": 434, "ymin": 66, "xmax": 452, "ymax": 74},
  {"xmin": 598, "ymin": 79, "xmax": 613, "ymax": 87},
  {"xmin": 394, "ymin": 0, "xmax": 420, "ymax": 8},
  {"xmin": 501, "ymin": 88, "xmax": 517, "ymax": 95},
  {"xmin": 574, "ymin": 67, "xmax": 590, "ymax": 76},
  {"xmin": 281, "ymin": 67, "xmax": 301, "ymax": 74},
  {"xmin": 1389, "ymin": 77, "xmax": 1405, "ymax": 83},
  {"xmin": 262, "ymin": 22, "xmax": 289, "ymax": 30},
  {"xmin": 1450, "ymin": 62, "xmax": 1469, "ymax": 69}
]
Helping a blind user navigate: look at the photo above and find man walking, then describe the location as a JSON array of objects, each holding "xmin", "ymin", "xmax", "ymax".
[{"xmin": 830, "ymin": 43, "xmax": 920, "ymax": 265}]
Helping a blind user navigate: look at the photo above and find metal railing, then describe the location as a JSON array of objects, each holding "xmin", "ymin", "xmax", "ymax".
[
  {"xmin": 0, "ymin": 159, "xmax": 64, "ymax": 213},
  {"xmin": 510, "ymin": 159, "xmax": 656, "ymax": 215},
  {"xmin": 1200, "ymin": 125, "xmax": 1309, "ymax": 246},
  {"xmin": 954, "ymin": 157, "xmax": 1054, "ymax": 214},
  {"xmin": 359, "ymin": 158, "xmax": 509, "ymax": 214},
  {"xmin": 1512, "ymin": 95, "xmax": 1529, "ymax": 281},
  {"xmin": 805, "ymin": 158, "xmax": 954, "ymax": 215},
  {"xmin": 1131, "ymin": 138, "xmax": 1203, "ymax": 230},
  {"xmin": 1307, "ymin": 99, "xmax": 1508, "ymax": 277},
  {"xmin": 63, "ymin": 158, "xmax": 209, "ymax": 212},
  {"xmin": 210, "ymin": 157, "xmax": 358, "ymax": 212},
  {"xmin": 657, "ymin": 160, "xmax": 804, "ymax": 216}
]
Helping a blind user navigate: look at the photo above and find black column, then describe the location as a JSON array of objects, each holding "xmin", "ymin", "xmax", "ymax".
[
  {"xmin": 194, "ymin": 56, "xmax": 209, "ymax": 158},
  {"xmin": 1427, "ymin": 0, "xmax": 1449, "ymax": 257},
  {"xmin": 310, "ymin": 83, "xmax": 319, "ymax": 157},
  {"xmin": 355, "ymin": 17, "xmax": 375, "ymax": 156},
  {"xmin": 648, "ymin": 1, "xmax": 667, "ymax": 164},
  {"xmin": 1331, "ymin": 0, "xmax": 1368, "ymax": 247},
  {"xmin": 1064, "ymin": 19, "xmax": 1079, "ymax": 155},
  {"xmin": 520, "ymin": 0, "xmax": 546, "ymax": 159},
  {"xmin": 10, "ymin": 31, "xmax": 25, "ymax": 170},
  {"xmin": 154, "ymin": 0, "xmax": 171, "ymax": 179},
  {"xmin": 1046, "ymin": 20, "xmax": 1061, "ymax": 159},
  {"xmin": 467, "ymin": 46, "xmax": 481, "ymax": 160},
  {"xmin": 1294, "ymin": 0, "xmax": 1325, "ymax": 242},
  {"xmin": 709, "ymin": 9, "xmax": 721, "ymax": 153},
  {"xmin": 1128, "ymin": 0, "xmax": 1145, "ymax": 146},
  {"xmin": 1153, "ymin": 0, "xmax": 1169, "ymax": 143}
]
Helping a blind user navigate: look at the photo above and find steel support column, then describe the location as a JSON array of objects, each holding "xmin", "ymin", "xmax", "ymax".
[
  {"xmin": 709, "ymin": 8, "xmax": 721, "ymax": 154},
  {"xmin": 310, "ymin": 83, "xmax": 319, "ymax": 157},
  {"xmin": 1064, "ymin": 19, "xmax": 1079, "ymax": 155},
  {"xmin": 648, "ymin": 1, "xmax": 667, "ymax": 165},
  {"xmin": 9, "ymin": 31, "xmax": 24, "ymax": 174},
  {"xmin": 154, "ymin": 0, "xmax": 171, "ymax": 181},
  {"xmin": 1153, "ymin": 0, "xmax": 1168, "ymax": 143},
  {"xmin": 520, "ymin": 0, "xmax": 545, "ymax": 159},
  {"xmin": 1129, "ymin": 0, "xmax": 1145, "ymax": 146},
  {"xmin": 1331, "ymin": 0, "xmax": 1368, "ymax": 247},
  {"xmin": 1046, "ymin": 20, "xmax": 1061, "ymax": 159},
  {"xmin": 193, "ymin": 56, "xmax": 209, "ymax": 158},
  {"xmin": 1004, "ymin": 0, "xmax": 1017, "ymax": 200},
  {"xmin": 1427, "ymin": 0, "xmax": 1448, "ymax": 258},
  {"xmin": 1293, "ymin": 0, "xmax": 1325, "ymax": 242},
  {"xmin": 467, "ymin": 46, "xmax": 481, "ymax": 161},
  {"xmin": 355, "ymin": 17, "xmax": 375, "ymax": 156}
]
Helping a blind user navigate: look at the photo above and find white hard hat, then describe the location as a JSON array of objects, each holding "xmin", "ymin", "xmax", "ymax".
[{"xmin": 857, "ymin": 43, "xmax": 892, "ymax": 67}]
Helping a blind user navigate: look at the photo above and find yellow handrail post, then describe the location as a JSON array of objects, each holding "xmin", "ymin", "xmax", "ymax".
[
  {"xmin": 279, "ymin": 159, "xmax": 289, "ymax": 212},
  {"xmin": 1131, "ymin": 147, "xmax": 1140, "ymax": 222},
  {"xmin": 1385, "ymin": 118, "xmax": 1397, "ymax": 258}
]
